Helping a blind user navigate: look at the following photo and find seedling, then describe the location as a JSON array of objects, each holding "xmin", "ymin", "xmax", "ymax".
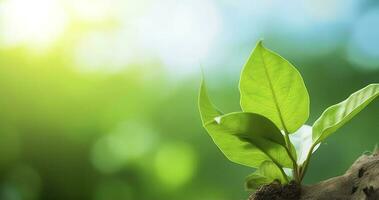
[{"xmin": 198, "ymin": 41, "xmax": 379, "ymax": 190}]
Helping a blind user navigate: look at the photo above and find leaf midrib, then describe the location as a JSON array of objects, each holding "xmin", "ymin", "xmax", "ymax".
[
  {"xmin": 258, "ymin": 47, "xmax": 289, "ymax": 133},
  {"xmin": 243, "ymin": 136, "xmax": 286, "ymax": 168}
]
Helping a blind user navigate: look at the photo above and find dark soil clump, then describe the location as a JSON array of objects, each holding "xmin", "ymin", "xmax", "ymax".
[{"xmin": 248, "ymin": 181, "xmax": 301, "ymax": 200}]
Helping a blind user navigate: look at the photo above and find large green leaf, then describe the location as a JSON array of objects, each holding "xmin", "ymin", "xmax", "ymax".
[
  {"xmin": 239, "ymin": 41, "xmax": 309, "ymax": 133},
  {"xmin": 199, "ymin": 80, "xmax": 293, "ymax": 168},
  {"xmin": 204, "ymin": 112, "xmax": 293, "ymax": 168},
  {"xmin": 245, "ymin": 161, "xmax": 288, "ymax": 191},
  {"xmin": 313, "ymin": 84, "xmax": 379, "ymax": 144}
]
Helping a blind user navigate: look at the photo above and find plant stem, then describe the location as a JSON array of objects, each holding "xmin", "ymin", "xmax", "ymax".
[
  {"xmin": 277, "ymin": 163, "xmax": 290, "ymax": 183},
  {"xmin": 299, "ymin": 143, "xmax": 317, "ymax": 181},
  {"xmin": 283, "ymin": 130, "xmax": 300, "ymax": 183}
]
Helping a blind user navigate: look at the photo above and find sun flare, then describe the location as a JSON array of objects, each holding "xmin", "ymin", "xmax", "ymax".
[{"xmin": 0, "ymin": 0, "xmax": 68, "ymax": 49}]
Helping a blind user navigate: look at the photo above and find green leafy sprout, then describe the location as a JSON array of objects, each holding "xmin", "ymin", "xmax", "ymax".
[{"xmin": 198, "ymin": 41, "xmax": 379, "ymax": 190}]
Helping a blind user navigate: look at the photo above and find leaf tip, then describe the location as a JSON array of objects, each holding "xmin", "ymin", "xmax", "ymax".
[{"xmin": 256, "ymin": 40, "xmax": 264, "ymax": 48}]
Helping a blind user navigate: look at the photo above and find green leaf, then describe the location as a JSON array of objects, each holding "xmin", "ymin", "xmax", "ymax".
[
  {"xmin": 313, "ymin": 84, "xmax": 379, "ymax": 144},
  {"xmin": 204, "ymin": 112, "xmax": 294, "ymax": 168},
  {"xmin": 245, "ymin": 172, "xmax": 272, "ymax": 191},
  {"xmin": 259, "ymin": 161, "xmax": 288, "ymax": 183},
  {"xmin": 198, "ymin": 79, "xmax": 293, "ymax": 168},
  {"xmin": 198, "ymin": 79, "xmax": 223, "ymax": 124},
  {"xmin": 239, "ymin": 41, "xmax": 309, "ymax": 133},
  {"xmin": 245, "ymin": 161, "xmax": 288, "ymax": 191}
]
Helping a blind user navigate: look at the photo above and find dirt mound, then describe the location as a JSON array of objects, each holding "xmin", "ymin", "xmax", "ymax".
[{"xmin": 248, "ymin": 181, "xmax": 301, "ymax": 200}]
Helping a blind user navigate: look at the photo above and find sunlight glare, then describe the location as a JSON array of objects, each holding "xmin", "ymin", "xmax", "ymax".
[
  {"xmin": 0, "ymin": 0, "xmax": 68, "ymax": 49},
  {"xmin": 137, "ymin": 0, "xmax": 222, "ymax": 76},
  {"xmin": 68, "ymin": 0, "xmax": 116, "ymax": 22}
]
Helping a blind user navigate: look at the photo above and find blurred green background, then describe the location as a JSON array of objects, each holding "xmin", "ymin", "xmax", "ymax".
[{"xmin": 0, "ymin": 0, "xmax": 379, "ymax": 199}]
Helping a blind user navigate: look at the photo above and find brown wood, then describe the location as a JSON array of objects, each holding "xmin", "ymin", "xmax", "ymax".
[
  {"xmin": 249, "ymin": 150, "xmax": 379, "ymax": 200},
  {"xmin": 301, "ymin": 151, "xmax": 379, "ymax": 200}
]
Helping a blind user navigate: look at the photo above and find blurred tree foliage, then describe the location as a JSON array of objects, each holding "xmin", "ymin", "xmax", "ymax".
[{"xmin": 0, "ymin": 45, "xmax": 379, "ymax": 200}]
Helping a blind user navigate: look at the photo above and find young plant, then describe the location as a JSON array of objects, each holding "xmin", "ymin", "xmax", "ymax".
[{"xmin": 198, "ymin": 41, "xmax": 379, "ymax": 190}]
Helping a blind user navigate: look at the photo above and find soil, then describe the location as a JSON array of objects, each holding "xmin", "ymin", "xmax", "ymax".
[
  {"xmin": 248, "ymin": 181, "xmax": 301, "ymax": 200},
  {"xmin": 248, "ymin": 151, "xmax": 379, "ymax": 200}
]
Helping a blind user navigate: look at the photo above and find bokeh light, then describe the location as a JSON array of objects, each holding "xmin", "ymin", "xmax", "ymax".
[
  {"xmin": 154, "ymin": 143, "xmax": 197, "ymax": 189},
  {"xmin": 91, "ymin": 121, "xmax": 156, "ymax": 174},
  {"xmin": 347, "ymin": 8, "xmax": 379, "ymax": 70},
  {"xmin": 0, "ymin": 0, "xmax": 379, "ymax": 199},
  {"xmin": 0, "ymin": 165, "xmax": 41, "ymax": 200},
  {"xmin": 136, "ymin": 0, "xmax": 222, "ymax": 76},
  {"xmin": 67, "ymin": 0, "xmax": 116, "ymax": 23},
  {"xmin": 0, "ymin": 0, "xmax": 68, "ymax": 49},
  {"xmin": 74, "ymin": 31, "xmax": 135, "ymax": 73},
  {"xmin": 264, "ymin": 0, "xmax": 359, "ymax": 59}
]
